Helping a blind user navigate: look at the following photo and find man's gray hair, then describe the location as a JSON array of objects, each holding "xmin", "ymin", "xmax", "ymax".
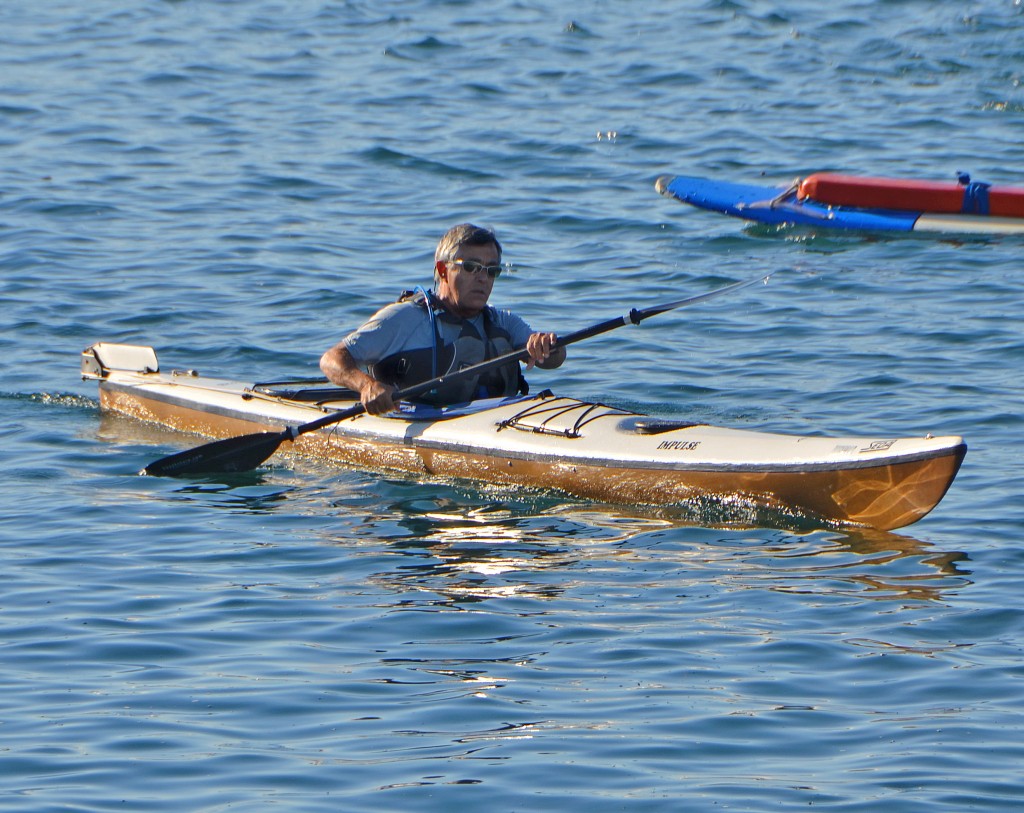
[{"xmin": 433, "ymin": 223, "xmax": 502, "ymax": 287}]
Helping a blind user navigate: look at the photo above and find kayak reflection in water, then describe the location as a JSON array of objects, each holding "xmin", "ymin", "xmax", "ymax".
[{"xmin": 320, "ymin": 223, "xmax": 566, "ymax": 415}]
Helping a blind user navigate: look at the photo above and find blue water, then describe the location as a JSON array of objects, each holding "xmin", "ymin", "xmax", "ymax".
[{"xmin": 3, "ymin": 1, "xmax": 1024, "ymax": 810}]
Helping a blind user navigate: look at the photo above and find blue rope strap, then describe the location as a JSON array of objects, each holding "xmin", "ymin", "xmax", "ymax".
[{"xmin": 957, "ymin": 172, "xmax": 991, "ymax": 215}]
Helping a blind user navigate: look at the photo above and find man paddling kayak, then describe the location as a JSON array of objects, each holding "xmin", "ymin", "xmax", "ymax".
[{"xmin": 321, "ymin": 223, "xmax": 566, "ymax": 415}]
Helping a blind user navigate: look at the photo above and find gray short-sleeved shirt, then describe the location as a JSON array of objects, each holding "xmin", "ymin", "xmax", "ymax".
[{"xmin": 342, "ymin": 298, "xmax": 535, "ymax": 374}]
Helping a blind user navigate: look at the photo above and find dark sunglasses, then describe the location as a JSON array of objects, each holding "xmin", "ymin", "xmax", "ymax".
[{"xmin": 452, "ymin": 259, "xmax": 504, "ymax": 278}]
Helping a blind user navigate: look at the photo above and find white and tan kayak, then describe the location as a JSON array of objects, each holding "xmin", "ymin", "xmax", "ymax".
[{"xmin": 82, "ymin": 342, "xmax": 966, "ymax": 531}]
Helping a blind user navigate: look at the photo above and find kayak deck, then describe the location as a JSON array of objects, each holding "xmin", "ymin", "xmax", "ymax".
[{"xmin": 82, "ymin": 343, "xmax": 966, "ymax": 531}]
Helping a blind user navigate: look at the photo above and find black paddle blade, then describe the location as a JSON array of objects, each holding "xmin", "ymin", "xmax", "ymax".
[{"xmin": 141, "ymin": 430, "xmax": 289, "ymax": 477}]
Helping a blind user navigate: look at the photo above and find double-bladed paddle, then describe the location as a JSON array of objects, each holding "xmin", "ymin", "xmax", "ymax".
[{"xmin": 141, "ymin": 272, "xmax": 772, "ymax": 476}]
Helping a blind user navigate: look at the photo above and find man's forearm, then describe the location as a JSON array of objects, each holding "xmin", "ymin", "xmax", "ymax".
[{"xmin": 321, "ymin": 345, "xmax": 370, "ymax": 390}]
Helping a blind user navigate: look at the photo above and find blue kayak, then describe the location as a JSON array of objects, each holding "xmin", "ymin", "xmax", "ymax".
[{"xmin": 655, "ymin": 174, "xmax": 1024, "ymax": 234}]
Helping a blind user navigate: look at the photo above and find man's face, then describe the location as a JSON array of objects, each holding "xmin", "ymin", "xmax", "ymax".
[{"xmin": 439, "ymin": 242, "xmax": 499, "ymax": 317}]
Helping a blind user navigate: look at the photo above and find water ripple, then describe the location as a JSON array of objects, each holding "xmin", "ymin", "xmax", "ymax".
[{"xmin": 3, "ymin": 0, "xmax": 1024, "ymax": 810}]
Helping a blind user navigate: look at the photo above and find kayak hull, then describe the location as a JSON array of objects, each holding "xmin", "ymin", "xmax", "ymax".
[
  {"xmin": 656, "ymin": 174, "xmax": 1024, "ymax": 234},
  {"xmin": 84, "ymin": 343, "xmax": 966, "ymax": 531}
]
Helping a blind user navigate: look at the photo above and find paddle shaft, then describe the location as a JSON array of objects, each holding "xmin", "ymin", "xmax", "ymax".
[
  {"xmin": 294, "ymin": 314, "xmax": 625, "ymax": 435},
  {"xmin": 295, "ymin": 273, "xmax": 769, "ymax": 436},
  {"xmin": 142, "ymin": 272, "xmax": 770, "ymax": 475}
]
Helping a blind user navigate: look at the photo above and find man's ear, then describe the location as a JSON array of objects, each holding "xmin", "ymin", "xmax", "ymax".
[{"xmin": 435, "ymin": 260, "xmax": 448, "ymax": 281}]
